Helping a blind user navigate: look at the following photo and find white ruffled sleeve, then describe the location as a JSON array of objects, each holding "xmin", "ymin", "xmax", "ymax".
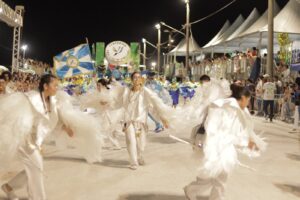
[
  {"xmin": 54, "ymin": 91, "xmax": 104, "ymax": 164},
  {"xmin": 144, "ymin": 87, "xmax": 173, "ymax": 123},
  {"xmin": 203, "ymin": 106, "xmax": 238, "ymax": 177},
  {"xmin": 0, "ymin": 93, "xmax": 34, "ymax": 170}
]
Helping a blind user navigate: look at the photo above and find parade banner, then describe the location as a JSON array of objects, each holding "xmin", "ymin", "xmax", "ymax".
[
  {"xmin": 291, "ymin": 49, "xmax": 300, "ymax": 71},
  {"xmin": 130, "ymin": 42, "xmax": 140, "ymax": 68},
  {"xmin": 54, "ymin": 44, "xmax": 94, "ymax": 78},
  {"xmin": 96, "ymin": 42, "xmax": 105, "ymax": 66}
]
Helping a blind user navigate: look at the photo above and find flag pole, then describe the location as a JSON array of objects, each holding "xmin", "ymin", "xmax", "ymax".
[
  {"xmin": 85, "ymin": 37, "xmax": 89, "ymax": 46},
  {"xmin": 85, "ymin": 37, "xmax": 97, "ymax": 84}
]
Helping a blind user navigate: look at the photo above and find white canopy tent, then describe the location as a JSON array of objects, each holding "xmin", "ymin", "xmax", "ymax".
[
  {"xmin": 226, "ymin": 8, "xmax": 260, "ymax": 42},
  {"xmin": 201, "ymin": 14, "xmax": 244, "ymax": 52},
  {"xmin": 203, "ymin": 20, "xmax": 230, "ymax": 48},
  {"xmin": 0, "ymin": 65, "xmax": 8, "ymax": 72},
  {"xmin": 209, "ymin": 14, "xmax": 244, "ymax": 47},
  {"xmin": 201, "ymin": 1, "xmax": 281, "ymax": 53},
  {"xmin": 239, "ymin": 2, "xmax": 280, "ymax": 38},
  {"xmin": 202, "ymin": 0, "xmax": 300, "ymax": 54},
  {"xmin": 260, "ymin": 0, "xmax": 300, "ymax": 35},
  {"xmin": 168, "ymin": 33, "xmax": 202, "ymax": 56},
  {"xmin": 235, "ymin": 0, "xmax": 300, "ymax": 51}
]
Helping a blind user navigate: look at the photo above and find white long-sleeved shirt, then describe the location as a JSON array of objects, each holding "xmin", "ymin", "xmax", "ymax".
[
  {"xmin": 203, "ymin": 98, "xmax": 265, "ymax": 177},
  {"xmin": 25, "ymin": 91, "xmax": 59, "ymax": 149},
  {"xmin": 121, "ymin": 87, "xmax": 167, "ymax": 125}
]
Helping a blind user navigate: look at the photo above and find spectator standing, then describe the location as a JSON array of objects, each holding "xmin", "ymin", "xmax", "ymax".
[
  {"xmin": 256, "ymin": 76, "xmax": 264, "ymax": 116},
  {"xmin": 263, "ymin": 75, "xmax": 276, "ymax": 122}
]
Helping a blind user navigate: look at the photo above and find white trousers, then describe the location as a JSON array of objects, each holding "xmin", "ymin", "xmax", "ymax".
[
  {"xmin": 125, "ymin": 123, "xmax": 146, "ymax": 166},
  {"xmin": 108, "ymin": 130, "xmax": 121, "ymax": 148},
  {"xmin": 184, "ymin": 171, "xmax": 228, "ymax": 200},
  {"xmin": 8, "ymin": 147, "xmax": 46, "ymax": 200}
]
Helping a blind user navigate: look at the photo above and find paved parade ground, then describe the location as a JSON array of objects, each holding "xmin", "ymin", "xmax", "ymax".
[{"xmin": 1, "ymin": 117, "xmax": 300, "ymax": 200}]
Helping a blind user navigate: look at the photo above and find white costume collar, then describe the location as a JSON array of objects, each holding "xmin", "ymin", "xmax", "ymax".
[
  {"xmin": 26, "ymin": 90, "xmax": 57, "ymax": 119},
  {"xmin": 212, "ymin": 98, "xmax": 241, "ymax": 110}
]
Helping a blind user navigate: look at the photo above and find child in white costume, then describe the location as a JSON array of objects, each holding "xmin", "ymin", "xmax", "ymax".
[
  {"xmin": 114, "ymin": 72, "xmax": 170, "ymax": 170},
  {"xmin": 184, "ymin": 84, "xmax": 266, "ymax": 200}
]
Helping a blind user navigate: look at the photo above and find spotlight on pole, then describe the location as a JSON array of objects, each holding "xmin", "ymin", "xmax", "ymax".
[
  {"xmin": 21, "ymin": 45, "xmax": 28, "ymax": 51},
  {"xmin": 155, "ymin": 23, "xmax": 161, "ymax": 30}
]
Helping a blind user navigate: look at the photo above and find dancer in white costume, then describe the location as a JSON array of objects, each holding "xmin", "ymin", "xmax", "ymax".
[
  {"xmin": 184, "ymin": 84, "xmax": 266, "ymax": 200},
  {"xmin": 80, "ymin": 78, "xmax": 122, "ymax": 149},
  {"xmin": 178, "ymin": 75, "xmax": 231, "ymax": 149},
  {"xmin": 51, "ymin": 90, "xmax": 104, "ymax": 163},
  {"xmin": 114, "ymin": 72, "xmax": 170, "ymax": 170},
  {"xmin": 0, "ymin": 74, "xmax": 103, "ymax": 200}
]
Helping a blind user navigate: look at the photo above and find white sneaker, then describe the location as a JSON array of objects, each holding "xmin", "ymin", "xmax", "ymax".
[
  {"xmin": 138, "ymin": 158, "xmax": 145, "ymax": 166},
  {"xmin": 1, "ymin": 184, "xmax": 19, "ymax": 200},
  {"xmin": 183, "ymin": 186, "xmax": 193, "ymax": 200},
  {"xmin": 129, "ymin": 165, "xmax": 138, "ymax": 170}
]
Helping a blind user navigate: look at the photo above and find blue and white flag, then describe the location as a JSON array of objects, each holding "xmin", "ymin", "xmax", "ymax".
[{"xmin": 54, "ymin": 44, "xmax": 94, "ymax": 78}]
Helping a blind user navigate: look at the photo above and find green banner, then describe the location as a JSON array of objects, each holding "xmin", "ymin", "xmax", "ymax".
[
  {"xmin": 130, "ymin": 42, "xmax": 140, "ymax": 69},
  {"xmin": 96, "ymin": 42, "xmax": 105, "ymax": 66}
]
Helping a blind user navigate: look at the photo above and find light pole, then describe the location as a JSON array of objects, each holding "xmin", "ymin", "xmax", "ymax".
[
  {"xmin": 155, "ymin": 23, "xmax": 161, "ymax": 73},
  {"xmin": 142, "ymin": 38, "xmax": 157, "ymax": 69},
  {"xmin": 151, "ymin": 62, "xmax": 157, "ymax": 71},
  {"xmin": 267, "ymin": 0, "xmax": 274, "ymax": 78},
  {"xmin": 142, "ymin": 38, "xmax": 147, "ymax": 66},
  {"xmin": 21, "ymin": 44, "xmax": 28, "ymax": 67},
  {"xmin": 160, "ymin": 22, "xmax": 186, "ymax": 36},
  {"xmin": 142, "ymin": 38, "xmax": 157, "ymax": 49},
  {"xmin": 184, "ymin": 0, "xmax": 190, "ymax": 77}
]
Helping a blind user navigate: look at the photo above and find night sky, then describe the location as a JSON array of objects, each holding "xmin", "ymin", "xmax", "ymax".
[{"xmin": 0, "ymin": 0, "xmax": 289, "ymax": 66}]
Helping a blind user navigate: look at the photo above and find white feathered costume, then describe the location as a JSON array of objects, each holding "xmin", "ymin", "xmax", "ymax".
[
  {"xmin": 203, "ymin": 97, "xmax": 266, "ymax": 177},
  {"xmin": 184, "ymin": 97, "xmax": 266, "ymax": 200},
  {"xmin": 174, "ymin": 79, "xmax": 231, "ymax": 146},
  {"xmin": 80, "ymin": 84, "xmax": 124, "ymax": 149},
  {"xmin": 0, "ymin": 90, "xmax": 104, "ymax": 168}
]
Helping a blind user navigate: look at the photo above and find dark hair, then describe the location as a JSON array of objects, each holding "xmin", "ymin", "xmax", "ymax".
[
  {"xmin": 230, "ymin": 84, "xmax": 251, "ymax": 100},
  {"xmin": 199, "ymin": 75, "xmax": 210, "ymax": 82},
  {"xmin": 147, "ymin": 71, "xmax": 156, "ymax": 78},
  {"xmin": 1, "ymin": 71, "xmax": 12, "ymax": 81},
  {"xmin": 38, "ymin": 74, "xmax": 57, "ymax": 92},
  {"xmin": 130, "ymin": 71, "xmax": 140, "ymax": 80},
  {"xmin": 97, "ymin": 78, "xmax": 110, "ymax": 89},
  {"xmin": 247, "ymin": 78, "xmax": 253, "ymax": 83}
]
